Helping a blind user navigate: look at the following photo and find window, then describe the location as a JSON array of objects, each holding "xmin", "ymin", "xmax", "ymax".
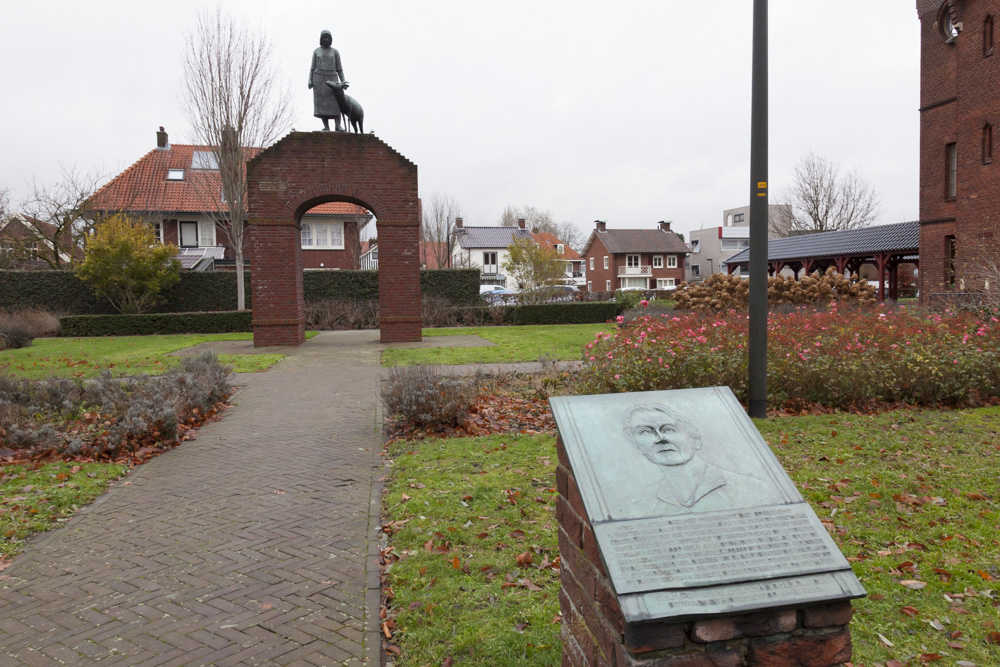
[
  {"xmin": 199, "ymin": 221, "xmax": 215, "ymax": 247},
  {"xmin": 626, "ymin": 254, "xmax": 640, "ymax": 269},
  {"xmin": 191, "ymin": 151, "xmax": 219, "ymax": 170},
  {"xmin": 587, "ymin": 281, "xmax": 592, "ymax": 291},
  {"xmin": 622, "ymin": 277, "xmax": 647, "ymax": 289},
  {"xmin": 690, "ymin": 240, "xmax": 700, "ymax": 253},
  {"xmin": 945, "ymin": 235, "xmax": 957, "ymax": 286},
  {"xmin": 482, "ymin": 251, "xmax": 498, "ymax": 274},
  {"xmin": 180, "ymin": 221, "xmax": 199, "ymax": 247},
  {"xmin": 166, "ymin": 169, "xmax": 185, "ymax": 181},
  {"xmin": 301, "ymin": 222, "xmax": 345, "ymax": 249},
  {"xmin": 984, "ymin": 123, "xmax": 993, "ymax": 164},
  {"xmin": 152, "ymin": 221, "xmax": 163, "ymax": 243},
  {"xmin": 721, "ymin": 239, "xmax": 750, "ymax": 251},
  {"xmin": 733, "ymin": 213, "xmax": 745, "ymax": 223},
  {"xmin": 605, "ymin": 280, "xmax": 611, "ymax": 291},
  {"xmin": 946, "ymin": 143, "xmax": 958, "ymax": 199},
  {"xmin": 690, "ymin": 264, "xmax": 701, "ymax": 277},
  {"xmin": 555, "ymin": 244, "xmax": 564, "ymax": 255},
  {"xmin": 652, "ymin": 255, "xmax": 663, "ymax": 269},
  {"xmin": 589, "ymin": 257, "xmax": 594, "ymax": 271},
  {"xmin": 657, "ymin": 278, "xmax": 676, "ymax": 289},
  {"xmin": 603, "ymin": 256, "xmax": 609, "ymax": 270},
  {"xmin": 986, "ymin": 14, "xmax": 995, "ymax": 56},
  {"xmin": 667, "ymin": 255, "xmax": 678, "ymax": 269}
]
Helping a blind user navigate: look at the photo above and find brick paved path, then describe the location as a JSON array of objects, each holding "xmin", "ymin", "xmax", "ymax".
[{"xmin": 0, "ymin": 331, "xmax": 386, "ymax": 666}]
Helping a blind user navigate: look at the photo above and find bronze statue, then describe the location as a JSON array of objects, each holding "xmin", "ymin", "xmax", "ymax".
[
  {"xmin": 309, "ymin": 30, "xmax": 346, "ymax": 131},
  {"xmin": 325, "ymin": 81, "xmax": 364, "ymax": 133}
]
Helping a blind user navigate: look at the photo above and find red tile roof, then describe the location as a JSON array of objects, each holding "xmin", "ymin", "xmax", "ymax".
[
  {"xmin": 532, "ymin": 232, "xmax": 582, "ymax": 260},
  {"xmin": 90, "ymin": 144, "xmax": 368, "ymax": 218}
]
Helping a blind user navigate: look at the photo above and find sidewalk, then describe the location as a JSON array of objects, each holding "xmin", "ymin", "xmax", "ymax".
[{"xmin": 0, "ymin": 331, "xmax": 389, "ymax": 666}]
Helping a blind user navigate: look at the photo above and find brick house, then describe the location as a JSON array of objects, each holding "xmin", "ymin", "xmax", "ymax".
[
  {"xmin": 917, "ymin": 0, "xmax": 1000, "ymax": 298},
  {"xmin": 0, "ymin": 212, "xmax": 84, "ymax": 270},
  {"xmin": 581, "ymin": 220, "xmax": 688, "ymax": 292},
  {"xmin": 89, "ymin": 127, "xmax": 373, "ymax": 270}
]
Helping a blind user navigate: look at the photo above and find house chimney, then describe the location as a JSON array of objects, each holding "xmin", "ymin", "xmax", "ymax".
[
  {"xmin": 156, "ymin": 126, "xmax": 168, "ymax": 149},
  {"xmin": 595, "ymin": 220, "xmax": 607, "ymax": 232},
  {"xmin": 517, "ymin": 218, "xmax": 526, "ymax": 229},
  {"xmin": 658, "ymin": 220, "xmax": 672, "ymax": 232},
  {"xmin": 455, "ymin": 217, "xmax": 463, "ymax": 228}
]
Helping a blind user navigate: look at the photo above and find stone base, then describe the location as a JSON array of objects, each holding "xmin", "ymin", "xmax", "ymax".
[{"xmin": 557, "ymin": 435, "xmax": 855, "ymax": 667}]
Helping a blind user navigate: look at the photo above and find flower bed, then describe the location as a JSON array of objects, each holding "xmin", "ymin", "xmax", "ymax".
[{"xmin": 578, "ymin": 305, "xmax": 1000, "ymax": 409}]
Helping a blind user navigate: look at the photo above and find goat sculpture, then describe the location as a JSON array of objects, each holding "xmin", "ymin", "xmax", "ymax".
[{"xmin": 325, "ymin": 81, "xmax": 364, "ymax": 134}]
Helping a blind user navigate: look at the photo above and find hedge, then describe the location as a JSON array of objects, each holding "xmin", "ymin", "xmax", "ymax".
[
  {"xmin": 60, "ymin": 311, "xmax": 253, "ymax": 337},
  {"xmin": 1, "ymin": 268, "xmax": 481, "ymax": 314},
  {"xmin": 504, "ymin": 301, "xmax": 621, "ymax": 325}
]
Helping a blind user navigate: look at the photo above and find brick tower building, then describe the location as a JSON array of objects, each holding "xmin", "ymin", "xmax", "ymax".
[{"xmin": 917, "ymin": 0, "xmax": 1000, "ymax": 299}]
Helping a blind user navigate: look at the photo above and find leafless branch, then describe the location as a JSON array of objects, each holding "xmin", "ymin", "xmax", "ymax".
[
  {"xmin": 771, "ymin": 152, "xmax": 882, "ymax": 236},
  {"xmin": 421, "ymin": 192, "xmax": 462, "ymax": 269},
  {"xmin": 181, "ymin": 5, "xmax": 295, "ymax": 310}
]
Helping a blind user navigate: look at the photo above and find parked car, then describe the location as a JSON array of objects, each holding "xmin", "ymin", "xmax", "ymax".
[{"xmin": 482, "ymin": 288, "xmax": 519, "ymax": 305}]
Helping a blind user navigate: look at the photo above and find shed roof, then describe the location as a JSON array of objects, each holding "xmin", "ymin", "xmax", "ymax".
[{"xmin": 723, "ymin": 221, "xmax": 920, "ymax": 265}]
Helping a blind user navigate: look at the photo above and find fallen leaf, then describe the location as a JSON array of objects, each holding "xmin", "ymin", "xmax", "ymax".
[
  {"xmin": 900, "ymin": 579, "xmax": 927, "ymax": 590},
  {"xmin": 877, "ymin": 633, "xmax": 895, "ymax": 647},
  {"xmin": 900, "ymin": 606, "xmax": 920, "ymax": 617},
  {"xmin": 514, "ymin": 622, "xmax": 529, "ymax": 633}
]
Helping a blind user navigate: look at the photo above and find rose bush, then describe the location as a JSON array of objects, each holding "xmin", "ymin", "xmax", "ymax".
[{"xmin": 578, "ymin": 305, "xmax": 1000, "ymax": 409}]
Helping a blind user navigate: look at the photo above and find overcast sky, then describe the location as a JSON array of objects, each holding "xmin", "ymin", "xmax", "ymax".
[{"xmin": 1, "ymin": 1, "xmax": 920, "ymax": 241}]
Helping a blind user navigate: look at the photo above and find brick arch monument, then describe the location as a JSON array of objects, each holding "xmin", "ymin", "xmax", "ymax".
[{"xmin": 246, "ymin": 132, "xmax": 422, "ymax": 346}]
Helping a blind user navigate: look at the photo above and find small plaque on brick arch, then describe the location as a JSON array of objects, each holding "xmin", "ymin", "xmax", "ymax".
[{"xmin": 550, "ymin": 387, "xmax": 865, "ymax": 621}]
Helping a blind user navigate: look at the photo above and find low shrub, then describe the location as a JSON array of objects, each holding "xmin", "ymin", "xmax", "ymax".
[
  {"xmin": 578, "ymin": 306, "xmax": 1000, "ymax": 409},
  {"xmin": 674, "ymin": 269, "xmax": 877, "ymax": 312},
  {"xmin": 0, "ymin": 322, "xmax": 36, "ymax": 350},
  {"xmin": 1, "ymin": 351, "xmax": 232, "ymax": 458},
  {"xmin": 59, "ymin": 311, "xmax": 251, "ymax": 336},
  {"xmin": 0, "ymin": 308, "xmax": 62, "ymax": 348},
  {"xmin": 379, "ymin": 366, "xmax": 481, "ymax": 427},
  {"xmin": 305, "ymin": 299, "xmax": 379, "ymax": 330},
  {"xmin": 506, "ymin": 301, "xmax": 620, "ymax": 325}
]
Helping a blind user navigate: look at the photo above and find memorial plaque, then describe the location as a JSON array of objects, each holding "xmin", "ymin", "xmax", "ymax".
[
  {"xmin": 258, "ymin": 180, "xmax": 287, "ymax": 193},
  {"xmin": 550, "ymin": 387, "xmax": 865, "ymax": 622}
]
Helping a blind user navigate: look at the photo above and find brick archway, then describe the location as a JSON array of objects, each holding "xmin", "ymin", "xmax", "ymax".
[{"xmin": 247, "ymin": 132, "xmax": 422, "ymax": 346}]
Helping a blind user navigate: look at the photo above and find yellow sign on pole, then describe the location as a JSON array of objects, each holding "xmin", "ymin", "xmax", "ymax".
[{"xmin": 757, "ymin": 182, "xmax": 767, "ymax": 189}]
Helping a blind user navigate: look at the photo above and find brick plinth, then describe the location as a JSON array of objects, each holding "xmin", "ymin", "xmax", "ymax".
[
  {"xmin": 556, "ymin": 435, "xmax": 855, "ymax": 667},
  {"xmin": 247, "ymin": 132, "xmax": 422, "ymax": 347}
]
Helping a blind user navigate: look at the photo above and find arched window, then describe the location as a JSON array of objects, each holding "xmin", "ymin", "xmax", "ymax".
[
  {"xmin": 984, "ymin": 123, "xmax": 993, "ymax": 164},
  {"xmin": 985, "ymin": 14, "xmax": 995, "ymax": 56}
]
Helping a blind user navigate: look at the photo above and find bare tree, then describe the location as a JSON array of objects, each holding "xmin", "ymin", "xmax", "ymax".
[
  {"xmin": 12, "ymin": 168, "xmax": 104, "ymax": 269},
  {"xmin": 771, "ymin": 152, "xmax": 882, "ymax": 236},
  {"xmin": 554, "ymin": 221, "xmax": 586, "ymax": 253},
  {"xmin": 421, "ymin": 192, "xmax": 462, "ymax": 269},
  {"xmin": 182, "ymin": 6, "xmax": 294, "ymax": 310},
  {"xmin": 499, "ymin": 204, "xmax": 554, "ymax": 231}
]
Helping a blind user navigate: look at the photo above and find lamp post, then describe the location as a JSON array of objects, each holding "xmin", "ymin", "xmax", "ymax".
[{"xmin": 748, "ymin": 0, "xmax": 768, "ymax": 418}]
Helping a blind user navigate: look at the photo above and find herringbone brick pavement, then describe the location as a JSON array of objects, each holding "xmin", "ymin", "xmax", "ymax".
[{"xmin": 0, "ymin": 331, "xmax": 386, "ymax": 666}]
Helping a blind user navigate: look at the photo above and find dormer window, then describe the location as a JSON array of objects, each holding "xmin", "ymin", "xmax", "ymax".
[
  {"xmin": 167, "ymin": 169, "xmax": 185, "ymax": 181},
  {"xmin": 191, "ymin": 151, "xmax": 219, "ymax": 170}
]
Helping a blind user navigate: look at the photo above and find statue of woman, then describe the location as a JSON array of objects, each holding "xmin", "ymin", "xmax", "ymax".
[{"xmin": 309, "ymin": 30, "xmax": 346, "ymax": 131}]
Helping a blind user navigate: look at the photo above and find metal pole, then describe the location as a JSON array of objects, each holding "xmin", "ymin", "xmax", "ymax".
[{"xmin": 748, "ymin": 0, "xmax": 768, "ymax": 418}]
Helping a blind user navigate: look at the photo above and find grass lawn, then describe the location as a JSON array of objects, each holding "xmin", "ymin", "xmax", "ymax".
[
  {"xmin": 0, "ymin": 331, "xmax": 318, "ymax": 379},
  {"xmin": 381, "ymin": 324, "xmax": 614, "ymax": 367},
  {"xmin": 0, "ymin": 462, "xmax": 128, "ymax": 562},
  {"xmin": 383, "ymin": 407, "xmax": 1000, "ymax": 666}
]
